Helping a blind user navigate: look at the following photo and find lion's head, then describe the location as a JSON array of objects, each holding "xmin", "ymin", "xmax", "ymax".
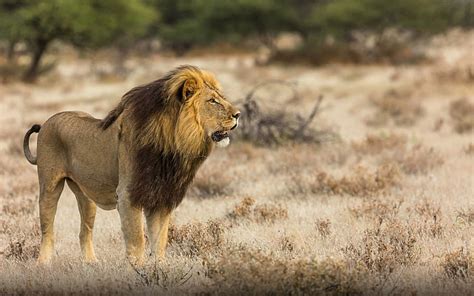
[
  {"xmin": 167, "ymin": 66, "xmax": 240, "ymax": 151},
  {"xmin": 101, "ymin": 65, "xmax": 240, "ymax": 155},
  {"xmin": 100, "ymin": 66, "xmax": 240, "ymax": 211}
]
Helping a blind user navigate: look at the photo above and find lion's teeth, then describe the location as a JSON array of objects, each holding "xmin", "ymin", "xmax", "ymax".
[{"xmin": 216, "ymin": 137, "xmax": 230, "ymax": 148}]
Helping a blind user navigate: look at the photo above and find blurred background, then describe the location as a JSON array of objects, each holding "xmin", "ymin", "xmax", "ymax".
[{"xmin": 0, "ymin": 0, "xmax": 472, "ymax": 83}]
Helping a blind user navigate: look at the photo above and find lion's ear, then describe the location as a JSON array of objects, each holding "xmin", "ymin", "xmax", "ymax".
[{"xmin": 181, "ymin": 79, "xmax": 198, "ymax": 102}]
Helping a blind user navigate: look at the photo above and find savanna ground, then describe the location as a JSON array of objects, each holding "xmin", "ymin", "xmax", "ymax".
[{"xmin": 0, "ymin": 30, "xmax": 473, "ymax": 295}]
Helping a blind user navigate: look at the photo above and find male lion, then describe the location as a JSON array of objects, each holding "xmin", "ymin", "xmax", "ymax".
[{"xmin": 23, "ymin": 65, "xmax": 240, "ymax": 264}]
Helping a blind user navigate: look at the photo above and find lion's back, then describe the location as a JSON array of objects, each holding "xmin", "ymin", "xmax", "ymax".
[
  {"xmin": 37, "ymin": 111, "xmax": 101, "ymax": 153},
  {"xmin": 36, "ymin": 111, "xmax": 120, "ymax": 187}
]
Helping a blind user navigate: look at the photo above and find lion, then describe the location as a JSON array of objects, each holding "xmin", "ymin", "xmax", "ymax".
[{"xmin": 23, "ymin": 65, "xmax": 240, "ymax": 265}]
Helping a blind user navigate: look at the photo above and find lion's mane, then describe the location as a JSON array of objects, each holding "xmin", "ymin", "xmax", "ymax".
[{"xmin": 100, "ymin": 65, "xmax": 220, "ymax": 212}]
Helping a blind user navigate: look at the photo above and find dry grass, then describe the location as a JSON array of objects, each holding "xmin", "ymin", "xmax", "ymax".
[
  {"xmin": 190, "ymin": 164, "xmax": 232, "ymax": 198},
  {"xmin": 315, "ymin": 218, "xmax": 331, "ymax": 237},
  {"xmin": 352, "ymin": 133, "xmax": 444, "ymax": 175},
  {"xmin": 288, "ymin": 163, "xmax": 400, "ymax": 197},
  {"xmin": 168, "ymin": 219, "xmax": 226, "ymax": 257},
  {"xmin": 464, "ymin": 143, "xmax": 474, "ymax": 155},
  {"xmin": 205, "ymin": 247, "xmax": 367, "ymax": 295},
  {"xmin": 442, "ymin": 248, "xmax": 472, "ymax": 280},
  {"xmin": 344, "ymin": 218, "xmax": 419, "ymax": 274},
  {"xmin": 450, "ymin": 98, "xmax": 474, "ymax": 134},
  {"xmin": 226, "ymin": 197, "xmax": 288, "ymax": 224},
  {"xmin": 368, "ymin": 88, "xmax": 424, "ymax": 127},
  {"xmin": 414, "ymin": 200, "xmax": 444, "ymax": 238},
  {"xmin": 351, "ymin": 133, "xmax": 407, "ymax": 155},
  {"xmin": 349, "ymin": 199, "xmax": 403, "ymax": 221},
  {"xmin": 456, "ymin": 208, "xmax": 474, "ymax": 225},
  {"xmin": 1, "ymin": 32, "xmax": 474, "ymax": 295}
]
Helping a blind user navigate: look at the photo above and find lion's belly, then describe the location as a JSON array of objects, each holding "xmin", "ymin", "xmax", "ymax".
[
  {"xmin": 74, "ymin": 181, "xmax": 118, "ymax": 210},
  {"xmin": 66, "ymin": 157, "xmax": 119, "ymax": 210}
]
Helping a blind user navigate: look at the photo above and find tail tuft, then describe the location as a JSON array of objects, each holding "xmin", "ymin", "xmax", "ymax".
[{"xmin": 31, "ymin": 124, "xmax": 41, "ymax": 133}]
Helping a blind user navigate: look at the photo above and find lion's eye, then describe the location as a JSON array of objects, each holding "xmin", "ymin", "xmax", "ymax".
[{"xmin": 209, "ymin": 98, "xmax": 219, "ymax": 105}]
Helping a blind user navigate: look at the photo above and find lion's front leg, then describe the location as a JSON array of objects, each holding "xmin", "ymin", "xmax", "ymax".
[
  {"xmin": 145, "ymin": 208, "xmax": 172, "ymax": 260},
  {"xmin": 117, "ymin": 139, "xmax": 146, "ymax": 266},
  {"xmin": 117, "ymin": 194, "xmax": 145, "ymax": 266}
]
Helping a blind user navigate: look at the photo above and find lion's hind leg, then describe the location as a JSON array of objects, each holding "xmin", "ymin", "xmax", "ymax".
[
  {"xmin": 66, "ymin": 180, "xmax": 98, "ymax": 263},
  {"xmin": 38, "ymin": 177, "xmax": 65, "ymax": 264}
]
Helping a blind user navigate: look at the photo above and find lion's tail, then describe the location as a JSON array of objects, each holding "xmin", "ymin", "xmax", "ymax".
[{"xmin": 24, "ymin": 124, "xmax": 41, "ymax": 165}]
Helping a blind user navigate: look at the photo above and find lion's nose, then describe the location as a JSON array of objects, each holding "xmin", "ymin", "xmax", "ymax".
[{"xmin": 232, "ymin": 111, "xmax": 241, "ymax": 119}]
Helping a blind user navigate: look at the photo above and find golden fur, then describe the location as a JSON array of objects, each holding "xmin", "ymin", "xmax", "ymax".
[{"xmin": 24, "ymin": 65, "xmax": 240, "ymax": 265}]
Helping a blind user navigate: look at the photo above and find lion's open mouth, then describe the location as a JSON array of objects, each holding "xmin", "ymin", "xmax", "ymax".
[{"xmin": 211, "ymin": 130, "xmax": 229, "ymax": 142}]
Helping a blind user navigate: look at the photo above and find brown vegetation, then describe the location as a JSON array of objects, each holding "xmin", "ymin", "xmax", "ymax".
[
  {"xmin": 226, "ymin": 197, "xmax": 288, "ymax": 224},
  {"xmin": 368, "ymin": 88, "xmax": 424, "ymax": 127},
  {"xmin": 442, "ymin": 248, "xmax": 472, "ymax": 280},
  {"xmin": 205, "ymin": 247, "xmax": 367, "ymax": 295},
  {"xmin": 450, "ymin": 98, "xmax": 474, "ymax": 133},
  {"xmin": 344, "ymin": 218, "xmax": 419, "ymax": 274}
]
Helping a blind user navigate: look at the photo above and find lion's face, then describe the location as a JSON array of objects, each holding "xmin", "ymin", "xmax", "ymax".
[{"xmin": 196, "ymin": 87, "xmax": 240, "ymax": 148}]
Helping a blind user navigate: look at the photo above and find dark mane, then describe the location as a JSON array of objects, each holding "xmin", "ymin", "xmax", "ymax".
[
  {"xmin": 99, "ymin": 78, "xmax": 170, "ymax": 130},
  {"xmin": 131, "ymin": 144, "xmax": 211, "ymax": 213},
  {"xmin": 99, "ymin": 66, "xmax": 213, "ymax": 213}
]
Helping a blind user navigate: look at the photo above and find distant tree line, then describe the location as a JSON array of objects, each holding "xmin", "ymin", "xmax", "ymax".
[{"xmin": 0, "ymin": 0, "xmax": 472, "ymax": 81}]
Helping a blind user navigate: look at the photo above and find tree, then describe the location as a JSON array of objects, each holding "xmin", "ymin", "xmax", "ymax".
[
  {"xmin": 310, "ymin": 0, "xmax": 464, "ymax": 40},
  {"xmin": 0, "ymin": 0, "xmax": 29, "ymax": 61},
  {"xmin": 150, "ymin": 0, "xmax": 300, "ymax": 55},
  {"xmin": 200, "ymin": 0, "xmax": 296, "ymax": 52},
  {"xmin": 0, "ymin": 0, "xmax": 156, "ymax": 82}
]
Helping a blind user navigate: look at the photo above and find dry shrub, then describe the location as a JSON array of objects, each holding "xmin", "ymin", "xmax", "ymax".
[
  {"xmin": 205, "ymin": 247, "xmax": 366, "ymax": 295},
  {"xmin": 279, "ymin": 143, "xmax": 349, "ymax": 173},
  {"xmin": 414, "ymin": 200, "xmax": 443, "ymax": 237},
  {"xmin": 368, "ymin": 88, "xmax": 424, "ymax": 127},
  {"xmin": 4, "ymin": 239, "xmax": 40, "ymax": 261},
  {"xmin": 464, "ymin": 143, "xmax": 474, "ymax": 155},
  {"xmin": 442, "ymin": 248, "xmax": 472, "ymax": 280},
  {"xmin": 238, "ymin": 83, "xmax": 338, "ymax": 146},
  {"xmin": 310, "ymin": 164, "xmax": 400, "ymax": 197},
  {"xmin": 133, "ymin": 261, "xmax": 193, "ymax": 289},
  {"xmin": 349, "ymin": 199, "xmax": 402, "ymax": 221},
  {"xmin": 287, "ymin": 172, "xmax": 316, "ymax": 195},
  {"xmin": 278, "ymin": 236, "xmax": 295, "ymax": 252},
  {"xmin": 253, "ymin": 204, "xmax": 288, "ymax": 223},
  {"xmin": 388, "ymin": 144, "xmax": 444, "ymax": 175},
  {"xmin": 315, "ymin": 219, "xmax": 331, "ymax": 238},
  {"xmin": 229, "ymin": 142, "xmax": 266, "ymax": 161},
  {"xmin": 2, "ymin": 201, "xmax": 35, "ymax": 217},
  {"xmin": 352, "ymin": 133, "xmax": 407, "ymax": 155},
  {"xmin": 450, "ymin": 98, "xmax": 474, "ymax": 133},
  {"xmin": 4, "ymin": 240, "xmax": 39, "ymax": 261},
  {"xmin": 226, "ymin": 196, "xmax": 255, "ymax": 220},
  {"xmin": 191, "ymin": 165, "xmax": 232, "ymax": 198},
  {"xmin": 226, "ymin": 197, "xmax": 288, "ymax": 224},
  {"xmin": 168, "ymin": 219, "xmax": 227, "ymax": 257},
  {"xmin": 2, "ymin": 194, "xmax": 37, "ymax": 216},
  {"xmin": 352, "ymin": 133, "xmax": 444, "ymax": 175},
  {"xmin": 344, "ymin": 219, "xmax": 418, "ymax": 274},
  {"xmin": 456, "ymin": 208, "xmax": 474, "ymax": 225}
]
